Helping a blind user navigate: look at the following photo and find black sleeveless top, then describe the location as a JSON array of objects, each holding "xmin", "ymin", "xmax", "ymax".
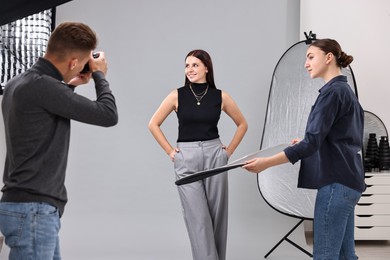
[{"xmin": 176, "ymin": 83, "xmax": 222, "ymax": 142}]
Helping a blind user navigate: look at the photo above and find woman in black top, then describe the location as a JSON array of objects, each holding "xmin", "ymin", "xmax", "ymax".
[{"xmin": 149, "ymin": 49, "xmax": 247, "ymax": 260}]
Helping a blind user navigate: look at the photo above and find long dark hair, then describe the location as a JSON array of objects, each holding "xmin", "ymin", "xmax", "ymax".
[
  {"xmin": 184, "ymin": 49, "xmax": 216, "ymax": 89},
  {"xmin": 310, "ymin": 39, "xmax": 353, "ymax": 68}
]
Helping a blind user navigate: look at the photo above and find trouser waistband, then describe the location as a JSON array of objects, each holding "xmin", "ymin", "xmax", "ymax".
[{"xmin": 177, "ymin": 138, "xmax": 222, "ymax": 148}]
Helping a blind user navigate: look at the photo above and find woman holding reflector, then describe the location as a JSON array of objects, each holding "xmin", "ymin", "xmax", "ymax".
[{"xmin": 244, "ymin": 39, "xmax": 365, "ymax": 260}]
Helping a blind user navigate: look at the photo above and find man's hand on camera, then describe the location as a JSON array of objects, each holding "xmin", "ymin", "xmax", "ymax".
[
  {"xmin": 89, "ymin": 52, "xmax": 107, "ymax": 75},
  {"xmin": 68, "ymin": 72, "xmax": 92, "ymax": 87}
]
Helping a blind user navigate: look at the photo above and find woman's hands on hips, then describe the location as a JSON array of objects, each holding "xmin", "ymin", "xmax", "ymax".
[
  {"xmin": 222, "ymin": 145, "xmax": 232, "ymax": 158},
  {"xmin": 170, "ymin": 148, "xmax": 180, "ymax": 162}
]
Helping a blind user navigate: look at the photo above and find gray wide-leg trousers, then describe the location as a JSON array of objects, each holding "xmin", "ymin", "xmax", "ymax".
[{"xmin": 174, "ymin": 138, "xmax": 229, "ymax": 260}]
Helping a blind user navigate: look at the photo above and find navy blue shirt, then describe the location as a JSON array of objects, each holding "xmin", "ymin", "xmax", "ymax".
[{"xmin": 284, "ymin": 75, "xmax": 365, "ymax": 192}]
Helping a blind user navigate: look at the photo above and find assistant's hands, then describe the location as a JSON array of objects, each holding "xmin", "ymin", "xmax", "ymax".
[
  {"xmin": 242, "ymin": 148, "xmax": 292, "ymax": 174},
  {"xmin": 243, "ymin": 157, "xmax": 269, "ymax": 173},
  {"xmin": 291, "ymin": 138, "xmax": 301, "ymax": 145}
]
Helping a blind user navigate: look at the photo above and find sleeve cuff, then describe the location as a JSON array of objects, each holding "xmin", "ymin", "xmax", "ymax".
[
  {"xmin": 92, "ymin": 71, "xmax": 105, "ymax": 81},
  {"xmin": 284, "ymin": 146, "xmax": 300, "ymax": 164}
]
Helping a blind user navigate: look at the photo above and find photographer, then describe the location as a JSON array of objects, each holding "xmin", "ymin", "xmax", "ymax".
[{"xmin": 0, "ymin": 22, "xmax": 118, "ymax": 259}]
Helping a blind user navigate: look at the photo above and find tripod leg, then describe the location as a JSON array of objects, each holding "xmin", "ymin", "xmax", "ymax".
[{"xmin": 264, "ymin": 219, "xmax": 312, "ymax": 258}]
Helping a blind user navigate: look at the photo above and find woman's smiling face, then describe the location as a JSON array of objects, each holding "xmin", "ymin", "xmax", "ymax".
[{"xmin": 185, "ymin": 55, "xmax": 208, "ymax": 84}]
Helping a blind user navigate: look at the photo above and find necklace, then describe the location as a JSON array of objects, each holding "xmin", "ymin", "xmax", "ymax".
[{"xmin": 189, "ymin": 84, "xmax": 209, "ymax": 105}]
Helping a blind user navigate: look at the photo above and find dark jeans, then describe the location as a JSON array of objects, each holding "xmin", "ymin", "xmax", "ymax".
[{"xmin": 314, "ymin": 183, "xmax": 361, "ymax": 260}]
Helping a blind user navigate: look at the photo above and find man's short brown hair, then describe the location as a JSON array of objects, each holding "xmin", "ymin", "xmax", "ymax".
[{"xmin": 46, "ymin": 22, "xmax": 97, "ymax": 60}]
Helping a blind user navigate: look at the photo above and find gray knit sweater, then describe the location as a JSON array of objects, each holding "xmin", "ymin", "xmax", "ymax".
[{"xmin": 1, "ymin": 57, "xmax": 118, "ymax": 216}]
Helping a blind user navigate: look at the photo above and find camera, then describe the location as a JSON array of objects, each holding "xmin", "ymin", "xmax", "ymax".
[{"xmin": 80, "ymin": 52, "xmax": 100, "ymax": 73}]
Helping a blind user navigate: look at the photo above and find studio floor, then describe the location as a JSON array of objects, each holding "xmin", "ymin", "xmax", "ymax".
[
  {"xmin": 355, "ymin": 240, "xmax": 390, "ymax": 260},
  {"xmin": 1, "ymin": 228, "xmax": 389, "ymax": 259},
  {"xmin": 304, "ymin": 231, "xmax": 390, "ymax": 260}
]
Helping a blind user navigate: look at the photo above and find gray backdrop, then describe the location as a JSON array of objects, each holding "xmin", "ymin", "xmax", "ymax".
[{"xmin": 0, "ymin": 1, "xmax": 306, "ymax": 259}]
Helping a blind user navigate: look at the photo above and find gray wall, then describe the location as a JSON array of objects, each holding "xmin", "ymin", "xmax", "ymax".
[
  {"xmin": 300, "ymin": 0, "xmax": 390, "ymax": 132},
  {"xmin": 0, "ymin": 1, "xmax": 302, "ymax": 259}
]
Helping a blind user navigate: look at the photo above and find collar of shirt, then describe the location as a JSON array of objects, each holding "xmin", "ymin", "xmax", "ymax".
[
  {"xmin": 318, "ymin": 75, "xmax": 347, "ymax": 95},
  {"xmin": 31, "ymin": 57, "xmax": 64, "ymax": 82}
]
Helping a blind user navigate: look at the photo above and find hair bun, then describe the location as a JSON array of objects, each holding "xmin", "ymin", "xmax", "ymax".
[{"xmin": 338, "ymin": 51, "xmax": 353, "ymax": 68}]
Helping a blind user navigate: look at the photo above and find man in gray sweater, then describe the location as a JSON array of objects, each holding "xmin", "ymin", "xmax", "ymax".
[{"xmin": 0, "ymin": 22, "xmax": 118, "ymax": 259}]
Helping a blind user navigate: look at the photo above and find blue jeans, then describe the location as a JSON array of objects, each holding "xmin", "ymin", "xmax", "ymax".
[
  {"xmin": 0, "ymin": 202, "xmax": 61, "ymax": 260},
  {"xmin": 313, "ymin": 183, "xmax": 361, "ymax": 260}
]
